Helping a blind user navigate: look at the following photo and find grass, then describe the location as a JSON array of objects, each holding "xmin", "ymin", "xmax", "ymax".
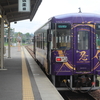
[
  {"xmin": 4, "ymin": 42, "xmax": 31, "ymax": 46},
  {"xmin": 4, "ymin": 42, "xmax": 8, "ymax": 46}
]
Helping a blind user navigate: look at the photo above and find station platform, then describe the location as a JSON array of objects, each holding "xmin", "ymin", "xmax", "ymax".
[{"xmin": 0, "ymin": 46, "xmax": 64, "ymax": 100}]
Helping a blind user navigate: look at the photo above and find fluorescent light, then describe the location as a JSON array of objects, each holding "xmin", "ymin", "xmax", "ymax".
[{"xmin": 0, "ymin": 15, "xmax": 2, "ymax": 18}]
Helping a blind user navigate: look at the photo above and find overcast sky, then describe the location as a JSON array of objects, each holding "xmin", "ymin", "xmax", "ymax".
[{"xmin": 11, "ymin": 0, "xmax": 100, "ymax": 34}]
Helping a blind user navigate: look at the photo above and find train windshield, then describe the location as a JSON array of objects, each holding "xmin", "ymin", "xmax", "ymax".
[
  {"xmin": 96, "ymin": 30, "xmax": 100, "ymax": 49},
  {"xmin": 50, "ymin": 30, "xmax": 71, "ymax": 50},
  {"xmin": 96, "ymin": 24, "xmax": 100, "ymax": 49}
]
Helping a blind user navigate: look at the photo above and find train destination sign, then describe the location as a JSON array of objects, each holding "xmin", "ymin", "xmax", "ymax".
[
  {"xmin": 58, "ymin": 25, "xmax": 67, "ymax": 28},
  {"xmin": 56, "ymin": 23, "xmax": 71, "ymax": 29}
]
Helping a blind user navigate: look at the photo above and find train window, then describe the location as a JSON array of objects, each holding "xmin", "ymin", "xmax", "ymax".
[
  {"xmin": 35, "ymin": 36, "xmax": 37, "ymax": 48},
  {"xmin": 38, "ymin": 34, "xmax": 41, "ymax": 48},
  {"xmin": 50, "ymin": 30, "xmax": 54, "ymax": 49},
  {"xmin": 56, "ymin": 30, "xmax": 71, "ymax": 50},
  {"xmin": 43, "ymin": 32, "xmax": 47, "ymax": 50},
  {"xmin": 36, "ymin": 35, "xmax": 39, "ymax": 48},
  {"xmin": 35, "ymin": 34, "xmax": 42, "ymax": 48},
  {"xmin": 40, "ymin": 34, "xmax": 42, "ymax": 49},
  {"xmin": 96, "ymin": 30, "xmax": 100, "ymax": 49},
  {"xmin": 50, "ymin": 30, "xmax": 56, "ymax": 49},
  {"xmin": 77, "ymin": 31, "xmax": 89, "ymax": 50},
  {"xmin": 43, "ymin": 33, "xmax": 44, "ymax": 49}
]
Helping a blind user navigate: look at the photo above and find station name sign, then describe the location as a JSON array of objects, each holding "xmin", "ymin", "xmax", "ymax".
[{"xmin": 18, "ymin": 0, "xmax": 30, "ymax": 12}]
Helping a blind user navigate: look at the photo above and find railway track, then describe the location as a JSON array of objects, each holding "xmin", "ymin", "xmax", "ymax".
[
  {"xmin": 60, "ymin": 91, "xmax": 95, "ymax": 100},
  {"xmin": 25, "ymin": 45, "xmax": 100, "ymax": 100},
  {"xmin": 25, "ymin": 45, "xmax": 34, "ymax": 58},
  {"xmin": 88, "ymin": 89, "xmax": 100, "ymax": 100}
]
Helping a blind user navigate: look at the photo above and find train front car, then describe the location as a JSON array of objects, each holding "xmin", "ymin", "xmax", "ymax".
[{"xmin": 50, "ymin": 13, "xmax": 100, "ymax": 91}]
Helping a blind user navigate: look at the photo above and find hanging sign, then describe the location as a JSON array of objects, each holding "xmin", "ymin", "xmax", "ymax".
[{"xmin": 18, "ymin": 0, "xmax": 30, "ymax": 12}]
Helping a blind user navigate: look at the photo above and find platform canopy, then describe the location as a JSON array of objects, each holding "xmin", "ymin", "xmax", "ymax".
[{"xmin": 0, "ymin": 0, "xmax": 42, "ymax": 22}]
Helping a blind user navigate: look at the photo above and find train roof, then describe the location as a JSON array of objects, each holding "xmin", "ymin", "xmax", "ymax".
[{"xmin": 51, "ymin": 13, "xmax": 100, "ymax": 23}]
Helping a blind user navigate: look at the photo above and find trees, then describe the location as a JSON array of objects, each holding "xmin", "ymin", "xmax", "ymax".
[
  {"xmin": 15, "ymin": 32, "xmax": 33, "ymax": 44},
  {"xmin": 4, "ymin": 28, "xmax": 33, "ymax": 45},
  {"xmin": 25, "ymin": 32, "xmax": 32, "ymax": 44}
]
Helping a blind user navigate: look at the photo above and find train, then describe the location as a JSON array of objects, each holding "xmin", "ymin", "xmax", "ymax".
[{"xmin": 33, "ymin": 12, "xmax": 100, "ymax": 92}]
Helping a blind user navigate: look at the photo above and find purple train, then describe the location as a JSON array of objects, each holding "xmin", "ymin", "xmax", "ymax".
[{"xmin": 33, "ymin": 13, "xmax": 100, "ymax": 91}]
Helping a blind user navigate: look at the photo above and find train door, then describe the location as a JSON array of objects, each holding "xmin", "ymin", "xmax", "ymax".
[
  {"xmin": 33, "ymin": 36, "xmax": 35, "ymax": 55},
  {"xmin": 33, "ymin": 36, "xmax": 36, "ymax": 59},
  {"xmin": 47, "ymin": 29, "xmax": 51, "ymax": 74},
  {"xmin": 73, "ymin": 24, "xmax": 93, "ymax": 73},
  {"xmin": 94, "ymin": 24, "xmax": 100, "ymax": 75}
]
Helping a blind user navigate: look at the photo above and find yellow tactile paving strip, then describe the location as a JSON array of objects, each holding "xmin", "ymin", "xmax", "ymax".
[{"xmin": 21, "ymin": 48, "xmax": 34, "ymax": 100}]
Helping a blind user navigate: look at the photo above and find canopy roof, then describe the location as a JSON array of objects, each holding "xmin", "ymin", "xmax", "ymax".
[{"xmin": 0, "ymin": 0, "xmax": 42, "ymax": 22}]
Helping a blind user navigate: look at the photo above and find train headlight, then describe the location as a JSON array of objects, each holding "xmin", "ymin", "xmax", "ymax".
[{"xmin": 56, "ymin": 57, "xmax": 68, "ymax": 62}]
